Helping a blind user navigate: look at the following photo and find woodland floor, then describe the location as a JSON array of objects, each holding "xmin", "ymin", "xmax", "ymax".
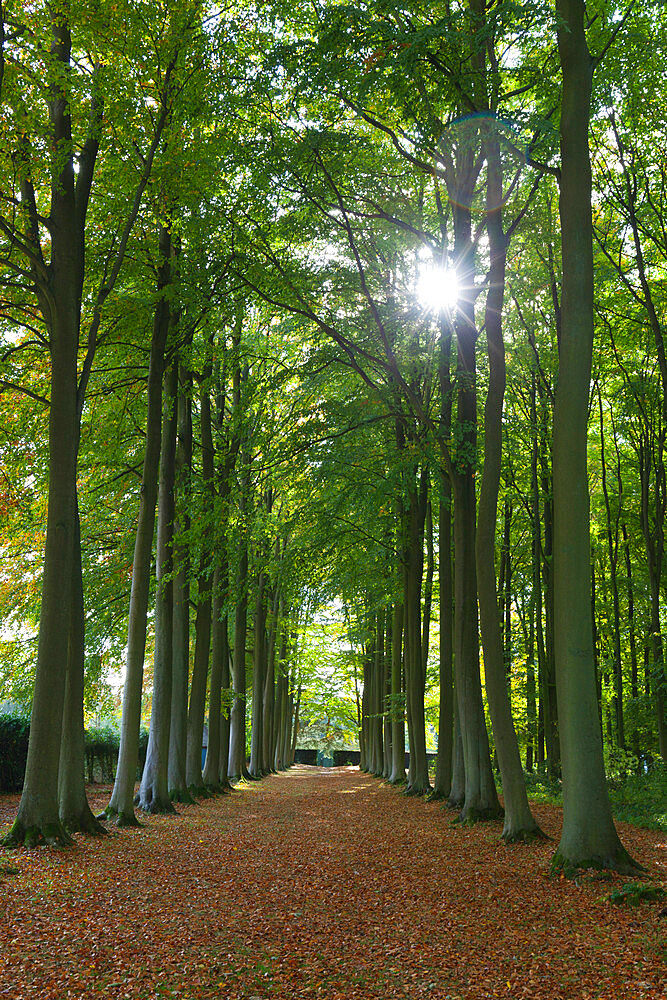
[{"xmin": 0, "ymin": 767, "xmax": 665, "ymax": 1000}]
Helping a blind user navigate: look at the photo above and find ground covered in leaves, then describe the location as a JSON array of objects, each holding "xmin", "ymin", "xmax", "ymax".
[{"xmin": 0, "ymin": 766, "xmax": 665, "ymax": 999}]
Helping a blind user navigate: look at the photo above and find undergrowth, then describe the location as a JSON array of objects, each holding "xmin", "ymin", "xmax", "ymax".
[{"xmin": 502, "ymin": 764, "xmax": 667, "ymax": 832}]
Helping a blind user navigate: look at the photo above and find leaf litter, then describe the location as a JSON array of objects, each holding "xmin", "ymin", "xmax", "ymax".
[{"xmin": 0, "ymin": 766, "xmax": 665, "ymax": 999}]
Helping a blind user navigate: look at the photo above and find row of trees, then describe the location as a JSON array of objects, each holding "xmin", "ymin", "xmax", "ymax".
[{"xmin": 0, "ymin": 0, "xmax": 664, "ymax": 874}]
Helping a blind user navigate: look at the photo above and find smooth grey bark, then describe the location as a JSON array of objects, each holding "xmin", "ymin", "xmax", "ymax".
[
  {"xmin": 105, "ymin": 227, "xmax": 172, "ymax": 826},
  {"xmin": 551, "ymin": 0, "xmax": 637, "ymax": 873},
  {"xmin": 185, "ymin": 561, "xmax": 212, "ymax": 792},
  {"xmin": 403, "ymin": 472, "xmax": 430, "ymax": 793},
  {"xmin": 448, "ymin": 705, "xmax": 465, "ymax": 810},
  {"xmin": 4, "ymin": 21, "xmax": 87, "ymax": 848},
  {"xmin": 229, "ymin": 532, "xmax": 249, "ymax": 780},
  {"xmin": 169, "ymin": 362, "xmax": 193, "ymax": 802},
  {"xmin": 449, "ymin": 161, "xmax": 501, "ymax": 823},
  {"xmin": 372, "ymin": 610, "xmax": 384, "ymax": 776},
  {"xmin": 273, "ymin": 610, "xmax": 287, "ymax": 771},
  {"xmin": 433, "ymin": 318, "xmax": 454, "ymax": 801},
  {"xmin": 137, "ymin": 360, "xmax": 177, "ymax": 815},
  {"xmin": 433, "ymin": 483, "xmax": 454, "ymax": 800},
  {"xmin": 452, "ymin": 361, "xmax": 500, "ymax": 821},
  {"xmin": 389, "ymin": 602, "xmax": 406, "ymax": 784},
  {"xmin": 383, "ymin": 609, "xmax": 392, "ymax": 778},
  {"xmin": 598, "ymin": 391, "xmax": 625, "ymax": 750},
  {"xmin": 475, "ymin": 128, "xmax": 541, "ymax": 841},
  {"xmin": 262, "ymin": 583, "xmax": 280, "ymax": 774},
  {"xmin": 249, "ymin": 568, "xmax": 267, "ymax": 777},
  {"xmin": 359, "ymin": 660, "xmax": 369, "ymax": 772},
  {"xmin": 185, "ymin": 383, "xmax": 215, "ymax": 793},
  {"xmin": 290, "ymin": 682, "xmax": 301, "ymax": 764},
  {"xmin": 203, "ymin": 564, "xmax": 226, "ymax": 790},
  {"xmin": 58, "ymin": 503, "xmax": 105, "ymax": 836},
  {"xmin": 421, "ymin": 499, "xmax": 434, "ymax": 681}
]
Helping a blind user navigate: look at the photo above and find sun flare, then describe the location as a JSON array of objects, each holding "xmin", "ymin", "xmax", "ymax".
[{"xmin": 416, "ymin": 265, "xmax": 459, "ymax": 313}]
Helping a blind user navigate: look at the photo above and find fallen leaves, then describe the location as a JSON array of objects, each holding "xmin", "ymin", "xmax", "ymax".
[{"xmin": 0, "ymin": 768, "xmax": 665, "ymax": 999}]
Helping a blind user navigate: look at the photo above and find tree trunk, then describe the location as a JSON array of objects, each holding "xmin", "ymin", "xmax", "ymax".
[
  {"xmin": 105, "ymin": 226, "xmax": 171, "ymax": 827},
  {"xmin": 383, "ymin": 609, "xmax": 392, "ymax": 778},
  {"xmin": 262, "ymin": 585, "xmax": 280, "ymax": 774},
  {"xmin": 203, "ymin": 564, "xmax": 226, "ymax": 791},
  {"xmin": 137, "ymin": 360, "xmax": 177, "ymax": 815},
  {"xmin": 552, "ymin": 0, "xmax": 637, "ymax": 873},
  {"xmin": 185, "ymin": 561, "xmax": 212, "ymax": 793},
  {"xmin": 169, "ymin": 361, "xmax": 193, "ymax": 802},
  {"xmin": 372, "ymin": 610, "xmax": 384, "ymax": 776},
  {"xmin": 229, "ymin": 531, "xmax": 250, "ymax": 780},
  {"xmin": 404, "ymin": 473, "xmax": 430, "ymax": 793},
  {"xmin": 389, "ymin": 603, "xmax": 405, "ymax": 784},
  {"xmin": 475, "ymin": 127, "xmax": 540, "ymax": 841},
  {"xmin": 249, "ymin": 568, "xmax": 267, "ymax": 777},
  {"xmin": 433, "ymin": 317, "xmax": 454, "ymax": 801},
  {"xmin": 4, "ymin": 22, "xmax": 81, "ymax": 847},
  {"xmin": 58, "ymin": 502, "xmax": 106, "ymax": 835}
]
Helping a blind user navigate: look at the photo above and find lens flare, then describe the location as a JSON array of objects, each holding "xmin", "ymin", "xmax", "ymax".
[{"xmin": 416, "ymin": 265, "xmax": 459, "ymax": 313}]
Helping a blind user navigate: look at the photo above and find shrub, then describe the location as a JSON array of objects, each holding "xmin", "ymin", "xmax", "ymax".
[{"xmin": 0, "ymin": 714, "xmax": 30, "ymax": 793}]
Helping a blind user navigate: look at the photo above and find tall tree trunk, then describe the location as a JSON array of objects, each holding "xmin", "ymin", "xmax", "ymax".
[
  {"xmin": 203, "ymin": 564, "xmax": 226, "ymax": 791},
  {"xmin": 372, "ymin": 610, "xmax": 384, "ymax": 776},
  {"xmin": 249, "ymin": 568, "xmax": 267, "ymax": 777},
  {"xmin": 58, "ymin": 502, "xmax": 105, "ymax": 835},
  {"xmin": 404, "ymin": 472, "xmax": 430, "ymax": 793},
  {"xmin": 137, "ymin": 360, "xmax": 177, "ymax": 815},
  {"xmin": 229, "ymin": 530, "xmax": 249, "ymax": 780},
  {"xmin": 4, "ymin": 22, "xmax": 82, "ymax": 847},
  {"xmin": 389, "ymin": 603, "xmax": 405, "ymax": 784},
  {"xmin": 475, "ymin": 127, "xmax": 540, "ymax": 841},
  {"xmin": 262, "ymin": 582, "xmax": 279, "ymax": 774},
  {"xmin": 622, "ymin": 524, "xmax": 640, "ymax": 758},
  {"xmin": 433, "ymin": 318, "xmax": 454, "ymax": 801},
  {"xmin": 452, "ymin": 313, "xmax": 501, "ymax": 823},
  {"xmin": 383, "ymin": 609, "xmax": 392, "ymax": 778},
  {"xmin": 185, "ymin": 382, "xmax": 215, "ymax": 793},
  {"xmin": 290, "ymin": 683, "xmax": 301, "ymax": 765},
  {"xmin": 169, "ymin": 361, "xmax": 193, "ymax": 802},
  {"xmin": 552, "ymin": 0, "xmax": 637, "ymax": 872},
  {"xmin": 448, "ymin": 701, "xmax": 465, "ymax": 810},
  {"xmin": 105, "ymin": 227, "xmax": 171, "ymax": 827},
  {"xmin": 185, "ymin": 561, "xmax": 212, "ymax": 793},
  {"xmin": 598, "ymin": 391, "xmax": 625, "ymax": 749}
]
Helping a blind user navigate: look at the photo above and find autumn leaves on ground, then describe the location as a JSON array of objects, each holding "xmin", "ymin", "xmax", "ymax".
[{"xmin": 0, "ymin": 767, "xmax": 665, "ymax": 1000}]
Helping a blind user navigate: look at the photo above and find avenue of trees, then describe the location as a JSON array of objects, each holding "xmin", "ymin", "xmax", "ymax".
[{"xmin": 0, "ymin": 0, "xmax": 665, "ymax": 876}]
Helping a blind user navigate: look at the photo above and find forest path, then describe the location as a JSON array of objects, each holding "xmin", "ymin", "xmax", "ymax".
[{"xmin": 0, "ymin": 765, "xmax": 665, "ymax": 999}]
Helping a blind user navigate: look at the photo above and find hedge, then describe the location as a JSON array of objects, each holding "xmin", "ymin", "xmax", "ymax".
[{"xmin": 0, "ymin": 716, "xmax": 148, "ymax": 793}]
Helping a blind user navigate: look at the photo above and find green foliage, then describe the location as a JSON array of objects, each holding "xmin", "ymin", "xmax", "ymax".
[
  {"xmin": 0, "ymin": 717, "xmax": 149, "ymax": 790},
  {"xmin": 608, "ymin": 764, "xmax": 667, "ymax": 833},
  {"xmin": 607, "ymin": 882, "xmax": 666, "ymax": 907},
  {"xmin": 0, "ymin": 713, "xmax": 30, "ymax": 793}
]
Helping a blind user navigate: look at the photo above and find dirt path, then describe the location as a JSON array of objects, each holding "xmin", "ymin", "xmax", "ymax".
[{"xmin": 0, "ymin": 766, "xmax": 665, "ymax": 999}]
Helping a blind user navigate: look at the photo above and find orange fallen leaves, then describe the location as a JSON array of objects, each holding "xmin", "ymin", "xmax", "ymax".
[{"xmin": 0, "ymin": 769, "xmax": 665, "ymax": 999}]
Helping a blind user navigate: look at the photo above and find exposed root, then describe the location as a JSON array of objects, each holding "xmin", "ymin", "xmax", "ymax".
[
  {"xmin": 187, "ymin": 784, "xmax": 214, "ymax": 798},
  {"xmin": 455, "ymin": 804, "xmax": 505, "ymax": 826},
  {"xmin": 2, "ymin": 819, "xmax": 74, "ymax": 849},
  {"xmin": 100, "ymin": 806, "xmax": 142, "ymax": 828},
  {"xmin": 404, "ymin": 783, "xmax": 431, "ymax": 798},
  {"xmin": 501, "ymin": 825, "xmax": 549, "ymax": 845},
  {"xmin": 169, "ymin": 788, "xmax": 196, "ymax": 805},
  {"xmin": 61, "ymin": 808, "xmax": 108, "ymax": 838},
  {"xmin": 138, "ymin": 797, "xmax": 177, "ymax": 815},
  {"xmin": 551, "ymin": 848, "xmax": 645, "ymax": 878}
]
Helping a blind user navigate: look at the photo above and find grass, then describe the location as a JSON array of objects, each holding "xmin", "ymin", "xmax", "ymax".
[{"xmin": 502, "ymin": 764, "xmax": 667, "ymax": 833}]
